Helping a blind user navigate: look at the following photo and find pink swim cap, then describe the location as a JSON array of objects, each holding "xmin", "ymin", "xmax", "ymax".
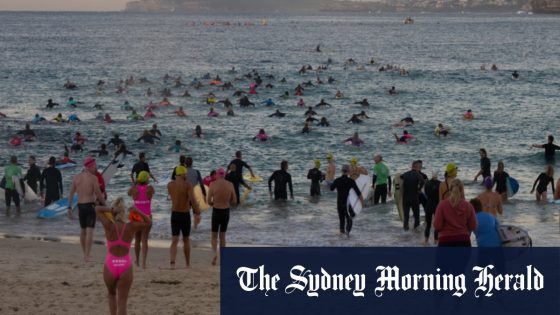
[{"xmin": 216, "ymin": 167, "xmax": 226, "ymax": 177}]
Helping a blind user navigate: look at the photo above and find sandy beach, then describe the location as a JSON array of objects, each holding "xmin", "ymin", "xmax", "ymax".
[{"xmin": 0, "ymin": 237, "xmax": 219, "ymax": 315}]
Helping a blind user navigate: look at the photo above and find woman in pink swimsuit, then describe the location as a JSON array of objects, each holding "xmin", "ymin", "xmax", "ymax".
[
  {"xmin": 96, "ymin": 198, "xmax": 151, "ymax": 315},
  {"xmin": 127, "ymin": 171, "xmax": 154, "ymax": 269}
]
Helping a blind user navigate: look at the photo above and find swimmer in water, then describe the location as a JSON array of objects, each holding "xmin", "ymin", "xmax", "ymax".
[
  {"xmin": 315, "ymin": 99, "xmax": 331, "ymax": 108},
  {"xmin": 354, "ymin": 99, "xmax": 370, "ymax": 107},
  {"xmin": 67, "ymin": 113, "xmax": 81, "ymax": 123},
  {"xmin": 335, "ymin": 90, "xmax": 344, "ymax": 99},
  {"xmin": 297, "ymin": 99, "xmax": 305, "ymax": 107},
  {"xmin": 343, "ymin": 132, "xmax": 364, "ymax": 147},
  {"xmin": 226, "ymin": 107, "xmax": 235, "ymax": 116},
  {"xmin": 168, "ymin": 140, "xmax": 187, "ymax": 153},
  {"xmin": 104, "ymin": 113, "xmax": 113, "ymax": 123},
  {"xmin": 253, "ymin": 129, "xmax": 269, "ymax": 142},
  {"xmin": 174, "ymin": 107, "xmax": 186, "ymax": 117},
  {"xmin": 317, "ymin": 117, "xmax": 330, "ymax": 127},
  {"xmin": 394, "ymin": 130, "xmax": 413, "ymax": 144},
  {"xmin": 530, "ymin": 165, "xmax": 555, "ymax": 203},
  {"xmin": 464, "ymin": 109, "xmax": 474, "ymax": 120},
  {"xmin": 355, "ymin": 111, "xmax": 370, "ymax": 119},
  {"xmin": 193, "ymin": 125, "xmax": 204, "ymax": 138},
  {"xmin": 46, "ymin": 99, "xmax": 59, "ymax": 109},
  {"xmin": 149, "ymin": 124, "xmax": 162, "ymax": 138},
  {"xmin": 302, "ymin": 122, "xmax": 311, "ymax": 134},
  {"xmin": 89, "ymin": 144, "xmax": 109, "ymax": 157},
  {"xmin": 491, "ymin": 64, "xmax": 498, "ymax": 71},
  {"xmin": 219, "ymin": 98, "xmax": 233, "ymax": 108},
  {"xmin": 207, "ymin": 107, "xmax": 219, "ymax": 117},
  {"xmin": 32, "ymin": 114, "xmax": 46, "ymax": 124},
  {"xmin": 18, "ymin": 123, "xmax": 37, "ymax": 141},
  {"xmin": 305, "ymin": 115, "xmax": 319, "ymax": 123},
  {"xmin": 347, "ymin": 114, "xmax": 363, "ymax": 124},
  {"xmin": 435, "ymin": 124, "xmax": 449, "ymax": 137},
  {"xmin": 268, "ymin": 110, "xmax": 286, "ymax": 118},
  {"xmin": 304, "ymin": 107, "xmax": 317, "ymax": 116},
  {"xmin": 262, "ymin": 98, "xmax": 275, "ymax": 106},
  {"xmin": 388, "ymin": 86, "xmax": 397, "ymax": 95},
  {"xmin": 512, "ymin": 70, "xmax": 519, "ymax": 80},
  {"xmin": 136, "ymin": 130, "xmax": 160, "ymax": 144},
  {"xmin": 398, "ymin": 113, "xmax": 414, "ymax": 126}
]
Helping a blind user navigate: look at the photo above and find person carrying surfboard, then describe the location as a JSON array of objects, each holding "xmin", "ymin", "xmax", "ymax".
[
  {"xmin": 24, "ymin": 155, "xmax": 41, "ymax": 194},
  {"xmin": 330, "ymin": 165, "xmax": 363, "ymax": 237},
  {"xmin": 3, "ymin": 156, "xmax": 22, "ymax": 216}
]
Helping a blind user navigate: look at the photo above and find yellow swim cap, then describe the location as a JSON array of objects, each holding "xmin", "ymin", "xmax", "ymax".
[
  {"xmin": 137, "ymin": 171, "xmax": 149, "ymax": 183},
  {"xmin": 326, "ymin": 153, "xmax": 333, "ymax": 160},
  {"xmin": 175, "ymin": 165, "xmax": 187, "ymax": 176},
  {"xmin": 314, "ymin": 159, "xmax": 321, "ymax": 167},
  {"xmin": 350, "ymin": 157, "xmax": 358, "ymax": 166},
  {"xmin": 445, "ymin": 163, "xmax": 458, "ymax": 177}
]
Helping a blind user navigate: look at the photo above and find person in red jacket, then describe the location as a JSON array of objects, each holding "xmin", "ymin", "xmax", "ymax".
[{"xmin": 434, "ymin": 179, "xmax": 477, "ymax": 247}]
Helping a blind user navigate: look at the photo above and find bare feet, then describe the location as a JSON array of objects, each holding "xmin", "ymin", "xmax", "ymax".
[
  {"xmin": 212, "ymin": 255, "xmax": 218, "ymax": 266},
  {"xmin": 170, "ymin": 261, "xmax": 175, "ymax": 270}
]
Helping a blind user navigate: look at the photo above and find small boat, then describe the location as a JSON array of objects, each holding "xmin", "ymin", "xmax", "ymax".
[{"xmin": 404, "ymin": 17, "xmax": 414, "ymax": 24}]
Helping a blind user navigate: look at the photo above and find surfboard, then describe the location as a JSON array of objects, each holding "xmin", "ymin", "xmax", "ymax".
[
  {"xmin": 193, "ymin": 184, "xmax": 210, "ymax": 212},
  {"xmin": 498, "ymin": 225, "xmax": 532, "ymax": 247},
  {"xmin": 56, "ymin": 163, "xmax": 76, "ymax": 170},
  {"xmin": 102, "ymin": 153, "xmax": 125, "ymax": 184},
  {"xmin": 13, "ymin": 176, "xmax": 24, "ymax": 196},
  {"xmin": 393, "ymin": 173, "xmax": 404, "ymax": 222},
  {"xmin": 23, "ymin": 182, "xmax": 40, "ymax": 202},
  {"xmin": 240, "ymin": 188, "xmax": 254, "ymax": 206},
  {"xmin": 37, "ymin": 196, "xmax": 78, "ymax": 219},
  {"xmin": 347, "ymin": 174, "xmax": 371, "ymax": 216},
  {"xmin": 243, "ymin": 174, "xmax": 263, "ymax": 183},
  {"xmin": 506, "ymin": 177, "xmax": 519, "ymax": 198}
]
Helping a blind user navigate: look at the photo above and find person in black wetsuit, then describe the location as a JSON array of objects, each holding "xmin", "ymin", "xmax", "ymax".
[
  {"xmin": 356, "ymin": 111, "xmax": 370, "ymax": 119},
  {"xmin": 225, "ymin": 164, "xmax": 251, "ymax": 207},
  {"xmin": 239, "ymin": 96, "xmax": 255, "ymax": 107},
  {"xmin": 305, "ymin": 115, "xmax": 319, "ymax": 123},
  {"xmin": 347, "ymin": 114, "xmax": 363, "ymax": 124},
  {"xmin": 136, "ymin": 130, "xmax": 160, "ymax": 144},
  {"xmin": 400, "ymin": 161, "xmax": 425, "ymax": 231},
  {"xmin": 354, "ymin": 99, "xmax": 370, "ymax": 107},
  {"xmin": 532, "ymin": 135, "xmax": 560, "ymax": 163},
  {"xmin": 531, "ymin": 165, "xmax": 555, "ymax": 203},
  {"xmin": 219, "ymin": 98, "xmax": 233, "ymax": 108},
  {"xmin": 18, "ymin": 124, "xmax": 36, "ymax": 141},
  {"xmin": 389, "ymin": 86, "xmax": 397, "ymax": 95},
  {"xmin": 474, "ymin": 148, "xmax": 491, "ymax": 183},
  {"xmin": 315, "ymin": 99, "xmax": 331, "ymax": 108},
  {"xmin": 130, "ymin": 152, "xmax": 157, "ymax": 183},
  {"xmin": 304, "ymin": 107, "xmax": 317, "ymax": 116},
  {"xmin": 492, "ymin": 160, "xmax": 509, "ymax": 201},
  {"xmin": 307, "ymin": 160, "xmax": 324, "ymax": 197},
  {"xmin": 228, "ymin": 151, "xmax": 255, "ymax": 205},
  {"xmin": 24, "ymin": 156, "xmax": 41, "ymax": 194},
  {"xmin": 40, "ymin": 157, "xmax": 63, "ymax": 207},
  {"xmin": 330, "ymin": 165, "xmax": 363, "ymax": 237},
  {"xmin": 423, "ymin": 170, "xmax": 441, "ymax": 244},
  {"xmin": 268, "ymin": 110, "xmax": 286, "ymax": 118},
  {"xmin": 268, "ymin": 160, "xmax": 293, "ymax": 201},
  {"xmin": 89, "ymin": 144, "xmax": 109, "ymax": 157},
  {"xmin": 46, "ymin": 99, "xmax": 59, "ymax": 109},
  {"xmin": 114, "ymin": 143, "xmax": 133, "ymax": 159},
  {"xmin": 107, "ymin": 134, "xmax": 125, "ymax": 148},
  {"xmin": 149, "ymin": 124, "xmax": 162, "ymax": 137},
  {"xmin": 317, "ymin": 117, "xmax": 330, "ymax": 127}
]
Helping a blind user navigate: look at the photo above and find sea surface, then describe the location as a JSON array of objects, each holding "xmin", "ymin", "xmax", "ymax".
[{"xmin": 0, "ymin": 12, "xmax": 559, "ymax": 246}]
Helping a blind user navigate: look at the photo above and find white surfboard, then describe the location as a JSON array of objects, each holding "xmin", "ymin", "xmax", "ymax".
[
  {"xmin": 102, "ymin": 153, "xmax": 125, "ymax": 184},
  {"xmin": 13, "ymin": 176, "xmax": 24, "ymax": 196},
  {"xmin": 498, "ymin": 225, "xmax": 532, "ymax": 247},
  {"xmin": 347, "ymin": 174, "xmax": 371, "ymax": 216},
  {"xmin": 393, "ymin": 173, "xmax": 404, "ymax": 222},
  {"xmin": 23, "ymin": 182, "xmax": 40, "ymax": 202}
]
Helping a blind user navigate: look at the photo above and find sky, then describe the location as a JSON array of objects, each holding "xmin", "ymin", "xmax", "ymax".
[{"xmin": 0, "ymin": 0, "xmax": 129, "ymax": 11}]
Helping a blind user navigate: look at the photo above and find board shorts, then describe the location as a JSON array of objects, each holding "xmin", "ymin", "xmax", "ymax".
[
  {"xmin": 78, "ymin": 203, "xmax": 96, "ymax": 229},
  {"xmin": 171, "ymin": 211, "xmax": 191, "ymax": 237},
  {"xmin": 5, "ymin": 188, "xmax": 20, "ymax": 207},
  {"xmin": 211, "ymin": 208, "xmax": 230, "ymax": 233}
]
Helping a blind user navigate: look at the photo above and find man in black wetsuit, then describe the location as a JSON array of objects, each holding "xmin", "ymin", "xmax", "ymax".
[
  {"xmin": 354, "ymin": 99, "xmax": 370, "ymax": 107},
  {"xmin": 45, "ymin": 99, "xmax": 59, "ymax": 109},
  {"xmin": 107, "ymin": 134, "xmax": 124, "ymax": 148},
  {"xmin": 304, "ymin": 107, "xmax": 317, "ymax": 116},
  {"xmin": 330, "ymin": 165, "xmax": 363, "ymax": 237},
  {"xmin": 400, "ymin": 161, "xmax": 425, "ymax": 231},
  {"xmin": 307, "ymin": 160, "xmax": 324, "ymax": 197},
  {"xmin": 228, "ymin": 151, "xmax": 255, "ymax": 204},
  {"xmin": 130, "ymin": 152, "xmax": 157, "ymax": 183},
  {"xmin": 18, "ymin": 124, "xmax": 36, "ymax": 141},
  {"xmin": 149, "ymin": 124, "xmax": 162, "ymax": 137},
  {"xmin": 532, "ymin": 135, "xmax": 560, "ymax": 163},
  {"xmin": 473, "ymin": 148, "xmax": 491, "ymax": 183},
  {"xmin": 268, "ymin": 160, "xmax": 294, "ymax": 200},
  {"xmin": 40, "ymin": 157, "xmax": 63, "ymax": 207},
  {"xmin": 24, "ymin": 156, "xmax": 41, "ymax": 194},
  {"xmin": 268, "ymin": 110, "xmax": 286, "ymax": 118}
]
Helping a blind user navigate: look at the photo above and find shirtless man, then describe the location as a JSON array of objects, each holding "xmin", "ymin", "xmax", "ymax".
[
  {"xmin": 325, "ymin": 154, "xmax": 336, "ymax": 186},
  {"xmin": 67, "ymin": 157, "xmax": 106, "ymax": 262},
  {"xmin": 206, "ymin": 168, "xmax": 237, "ymax": 265},
  {"xmin": 167, "ymin": 166, "xmax": 200, "ymax": 269},
  {"xmin": 477, "ymin": 177, "xmax": 503, "ymax": 217}
]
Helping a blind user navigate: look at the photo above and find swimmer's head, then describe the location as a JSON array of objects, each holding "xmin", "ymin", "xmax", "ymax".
[
  {"xmin": 483, "ymin": 176, "xmax": 493, "ymax": 189},
  {"xmin": 350, "ymin": 157, "xmax": 358, "ymax": 166},
  {"xmin": 137, "ymin": 171, "xmax": 149, "ymax": 184},
  {"xmin": 175, "ymin": 165, "xmax": 187, "ymax": 177}
]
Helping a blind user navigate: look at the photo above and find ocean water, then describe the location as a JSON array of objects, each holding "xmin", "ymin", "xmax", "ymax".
[{"xmin": 0, "ymin": 12, "xmax": 558, "ymax": 246}]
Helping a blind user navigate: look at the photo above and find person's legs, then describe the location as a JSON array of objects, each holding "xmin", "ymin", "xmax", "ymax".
[
  {"xmin": 5, "ymin": 189, "xmax": 11, "ymax": 216},
  {"xmin": 116, "ymin": 268, "xmax": 133, "ymax": 315},
  {"xmin": 141, "ymin": 223, "xmax": 151, "ymax": 269},
  {"xmin": 85, "ymin": 227, "xmax": 94, "ymax": 262},
  {"xmin": 211, "ymin": 231, "xmax": 218, "ymax": 265},
  {"xmin": 345, "ymin": 212, "xmax": 353, "ymax": 235},
  {"xmin": 424, "ymin": 209, "xmax": 433, "ymax": 242},
  {"xmin": 103, "ymin": 265, "xmax": 118, "ymax": 315},
  {"xmin": 379, "ymin": 184, "xmax": 387, "ymax": 204},
  {"xmin": 134, "ymin": 230, "xmax": 142, "ymax": 267},
  {"xmin": 183, "ymin": 237, "xmax": 191, "ymax": 268},
  {"xmin": 80, "ymin": 228, "xmax": 86, "ymax": 259},
  {"xmin": 13, "ymin": 191, "xmax": 21, "ymax": 214},
  {"xmin": 412, "ymin": 202, "xmax": 420, "ymax": 229},
  {"xmin": 403, "ymin": 201, "xmax": 411, "ymax": 230},
  {"xmin": 337, "ymin": 207, "xmax": 345, "ymax": 234}
]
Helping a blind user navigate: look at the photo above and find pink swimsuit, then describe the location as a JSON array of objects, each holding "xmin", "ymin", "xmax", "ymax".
[
  {"xmin": 105, "ymin": 223, "xmax": 132, "ymax": 279},
  {"xmin": 134, "ymin": 184, "xmax": 152, "ymax": 216}
]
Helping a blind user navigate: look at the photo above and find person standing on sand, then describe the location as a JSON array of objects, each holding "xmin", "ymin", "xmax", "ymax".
[
  {"xmin": 477, "ymin": 177, "xmax": 503, "ymax": 217},
  {"xmin": 96, "ymin": 198, "xmax": 151, "ymax": 315},
  {"xmin": 206, "ymin": 168, "xmax": 237, "ymax": 265},
  {"xmin": 330, "ymin": 165, "xmax": 363, "ymax": 237},
  {"xmin": 67, "ymin": 156, "xmax": 106, "ymax": 262},
  {"xmin": 127, "ymin": 171, "xmax": 154, "ymax": 269},
  {"xmin": 167, "ymin": 166, "xmax": 200, "ymax": 269},
  {"xmin": 4, "ymin": 156, "xmax": 22, "ymax": 216}
]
